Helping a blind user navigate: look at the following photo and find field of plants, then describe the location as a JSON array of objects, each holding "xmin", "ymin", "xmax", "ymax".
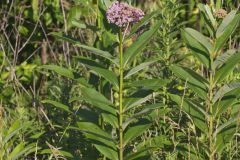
[{"xmin": 0, "ymin": 0, "xmax": 240, "ymax": 159}]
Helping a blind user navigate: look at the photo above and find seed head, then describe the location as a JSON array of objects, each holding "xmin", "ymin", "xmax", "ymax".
[{"xmin": 214, "ymin": 9, "xmax": 227, "ymax": 19}]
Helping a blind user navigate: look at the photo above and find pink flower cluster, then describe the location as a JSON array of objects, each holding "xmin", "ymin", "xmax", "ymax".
[{"xmin": 106, "ymin": 1, "xmax": 145, "ymax": 28}]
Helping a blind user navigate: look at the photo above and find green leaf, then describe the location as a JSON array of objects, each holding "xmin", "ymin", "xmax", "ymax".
[
  {"xmin": 123, "ymin": 103, "xmax": 164, "ymax": 130},
  {"xmin": 124, "ymin": 147, "xmax": 152, "ymax": 160},
  {"xmin": 9, "ymin": 143, "xmax": 34, "ymax": 160},
  {"xmin": 102, "ymin": 113, "xmax": 118, "ymax": 128},
  {"xmin": 77, "ymin": 122, "xmax": 116, "ymax": 149},
  {"xmin": 51, "ymin": 32, "xmax": 119, "ymax": 65},
  {"xmin": 42, "ymin": 100, "xmax": 72, "ymax": 113},
  {"xmin": 214, "ymin": 117, "xmax": 238, "ymax": 137},
  {"xmin": 124, "ymin": 89, "xmax": 157, "ymax": 112},
  {"xmin": 170, "ymin": 65, "xmax": 208, "ymax": 87},
  {"xmin": 4, "ymin": 120, "xmax": 29, "ymax": 144},
  {"xmin": 215, "ymin": 118, "xmax": 237, "ymax": 152},
  {"xmin": 182, "ymin": 28, "xmax": 211, "ymax": 67},
  {"xmin": 80, "ymin": 87, "xmax": 116, "ymax": 115},
  {"xmin": 216, "ymin": 0, "xmax": 222, "ymax": 9},
  {"xmin": 213, "ymin": 83, "xmax": 240, "ymax": 103},
  {"xmin": 128, "ymin": 11, "xmax": 159, "ymax": 37},
  {"xmin": 67, "ymin": 6, "xmax": 82, "ymax": 29},
  {"xmin": 213, "ymin": 49, "xmax": 236, "ymax": 69},
  {"xmin": 126, "ymin": 79, "xmax": 168, "ymax": 90},
  {"xmin": 215, "ymin": 12, "xmax": 240, "ymax": 53},
  {"xmin": 123, "ymin": 21, "xmax": 161, "ymax": 67},
  {"xmin": 95, "ymin": 144, "xmax": 118, "ymax": 160},
  {"xmin": 41, "ymin": 65, "xmax": 75, "ymax": 79},
  {"xmin": 31, "ymin": 0, "xmax": 39, "ymax": 21},
  {"xmin": 198, "ymin": 4, "xmax": 216, "ymax": 35},
  {"xmin": 170, "ymin": 65, "xmax": 208, "ymax": 99},
  {"xmin": 187, "ymin": 83, "xmax": 208, "ymax": 100},
  {"xmin": 71, "ymin": 96, "xmax": 116, "ymax": 115},
  {"xmin": 76, "ymin": 56, "xmax": 119, "ymax": 89},
  {"xmin": 213, "ymin": 85, "xmax": 240, "ymax": 117},
  {"xmin": 123, "ymin": 120, "xmax": 151, "ymax": 146},
  {"xmin": 215, "ymin": 51, "xmax": 240, "ymax": 83},
  {"xmin": 74, "ymin": 108, "xmax": 98, "ymax": 123},
  {"xmin": 102, "ymin": 0, "xmax": 112, "ymax": 8},
  {"xmin": 71, "ymin": 20, "xmax": 86, "ymax": 29},
  {"xmin": 124, "ymin": 59, "xmax": 158, "ymax": 79},
  {"xmin": 40, "ymin": 65, "xmax": 89, "ymax": 86},
  {"xmin": 125, "ymin": 135, "xmax": 171, "ymax": 159},
  {"xmin": 170, "ymin": 94, "xmax": 208, "ymax": 133}
]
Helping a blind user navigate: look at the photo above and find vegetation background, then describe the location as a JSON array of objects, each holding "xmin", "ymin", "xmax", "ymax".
[{"xmin": 0, "ymin": 0, "xmax": 239, "ymax": 159}]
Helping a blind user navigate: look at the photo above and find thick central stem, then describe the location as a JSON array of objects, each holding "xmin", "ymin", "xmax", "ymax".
[
  {"xmin": 208, "ymin": 56, "xmax": 215, "ymax": 160},
  {"xmin": 209, "ymin": 72, "xmax": 214, "ymax": 160},
  {"xmin": 118, "ymin": 30, "xmax": 124, "ymax": 160}
]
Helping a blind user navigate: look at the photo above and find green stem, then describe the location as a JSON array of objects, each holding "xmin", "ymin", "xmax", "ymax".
[
  {"xmin": 208, "ymin": 55, "xmax": 215, "ymax": 160},
  {"xmin": 210, "ymin": 0, "xmax": 215, "ymax": 8},
  {"xmin": 96, "ymin": 0, "xmax": 101, "ymax": 29},
  {"xmin": 118, "ymin": 30, "xmax": 124, "ymax": 160}
]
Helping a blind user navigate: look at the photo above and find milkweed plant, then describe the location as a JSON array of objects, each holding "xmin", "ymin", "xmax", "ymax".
[{"xmin": 40, "ymin": 1, "xmax": 240, "ymax": 160}]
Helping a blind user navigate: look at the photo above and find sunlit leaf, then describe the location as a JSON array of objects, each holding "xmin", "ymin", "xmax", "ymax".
[
  {"xmin": 123, "ymin": 120, "xmax": 151, "ymax": 146},
  {"xmin": 123, "ymin": 21, "xmax": 161, "ymax": 67},
  {"xmin": 215, "ymin": 11, "xmax": 240, "ymax": 53},
  {"xmin": 182, "ymin": 28, "xmax": 211, "ymax": 67},
  {"xmin": 76, "ymin": 56, "xmax": 119, "ymax": 89}
]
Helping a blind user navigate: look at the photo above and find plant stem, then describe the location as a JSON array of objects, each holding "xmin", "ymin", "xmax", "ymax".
[
  {"xmin": 118, "ymin": 30, "xmax": 124, "ymax": 160},
  {"xmin": 208, "ymin": 56, "xmax": 215, "ymax": 160}
]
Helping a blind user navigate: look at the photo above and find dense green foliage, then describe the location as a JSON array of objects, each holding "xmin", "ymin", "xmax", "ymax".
[{"xmin": 0, "ymin": 0, "xmax": 240, "ymax": 159}]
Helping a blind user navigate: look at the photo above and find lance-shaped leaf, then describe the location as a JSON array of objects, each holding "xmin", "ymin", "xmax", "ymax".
[
  {"xmin": 215, "ymin": 11, "xmax": 240, "ymax": 53},
  {"xmin": 198, "ymin": 4, "xmax": 217, "ymax": 35},
  {"xmin": 70, "ymin": 96, "xmax": 115, "ymax": 115},
  {"xmin": 123, "ymin": 21, "xmax": 161, "ymax": 67},
  {"xmin": 123, "ymin": 89, "xmax": 158, "ymax": 112},
  {"xmin": 76, "ymin": 122, "xmax": 116, "ymax": 148},
  {"xmin": 182, "ymin": 28, "xmax": 212, "ymax": 67},
  {"xmin": 170, "ymin": 65, "xmax": 208, "ymax": 99},
  {"xmin": 170, "ymin": 65, "xmax": 208, "ymax": 87},
  {"xmin": 215, "ymin": 117, "xmax": 238, "ymax": 153},
  {"xmin": 95, "ymin": 144, "xmax": 118, "ymax": 160},
  {"xmin": 124, "ymin": 59, "xmax": 158, "ymax": 79},
  {"xmin": 170, "ymin": 94, "xmax": 208, "ymax": 133},
  {"xmin": 42, "ymin": 100, "xmax": 72, "ymax": 113},
  {"xmin": 76, "ymin": 56, "xmax": 119, "ymax": 89},
  {"xmin": 76, "ymin": 122, "xmax": 118, "ymax": 159},
  {"xmin": 128, "ymin": 11, "xmax": 159, "ymax": 38},
  {"xmin": 4, "ymin": 120, "xmax": 30, "ymax": 144},
  {"xmin": 213, "ymin": 49, "xmax": 236, "ymax": 69},
  {"xmin": 75, "ymin": 109, "xmax": 98, "ymax": 124},
  {"xmin": 73, "ymin": 87, "xmax": 116, "ymax": 115},
  {"xmin": 213, "ymin": 85, "xmax": 240, "ymax": 117},
  {"xmin": 102, "ymin": 113, "xmax": 118, "ymax": 128},
  {"xmin": 9, "ymin": 142, "xmax": 35, "ymax": 160},
  {"xmin": 215, "ymin": 51, "xmax": 240, "ymax": 84},
  {"xmin": 213, "ymin": 83, "xmax": 240, "ymax": 103},
  {"xmin": 40, "ymin": 65, "xmax": 89, "ymax": 87},
  {"xmin": 125, "ymin": 135, "xmax": 171, "ymax": 159},
  {"xmin": 123, "ymin": 119, "xmax": 152, "ymax": 147},
  {"xmin": 124, "ymin": 147, "xmax": 153, "ymax": 160},
  {"xmin": 51, "ymin": 32, "xmax": 119, "ymax": 65},
  {"xmin": 123, "ymin": 103, "xmax": 164, "ymax": 130},
  {"xmin": 126, "ymin": 79, "xmax": 168, "ymax": 90}
]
